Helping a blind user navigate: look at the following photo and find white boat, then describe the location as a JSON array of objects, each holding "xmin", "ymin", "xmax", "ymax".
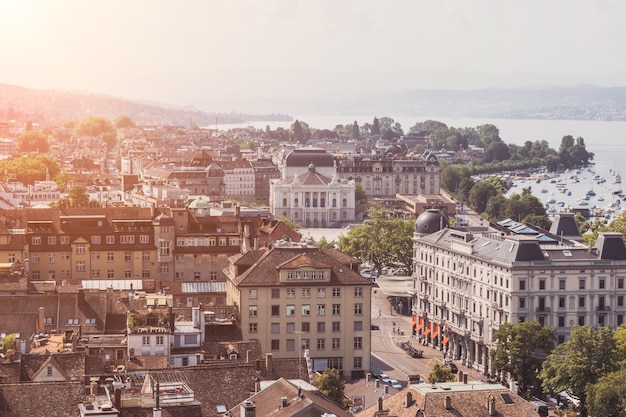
[{"xmin": 598, "ymin": 196, "xmax": 605, "ymax": 201}]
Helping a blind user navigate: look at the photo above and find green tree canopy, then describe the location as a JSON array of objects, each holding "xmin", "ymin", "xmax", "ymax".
[
  {"xmin": 427, "ymin": 363, "xmax": 456, "ymax": 383},
  {"xmin": 0, "ymin": 155, "xmax": 60, "ymax": 185},
  {"xmin": 56, "ymin": 186, "xmax": 101, "ymax": 208},
  {"xmin": 16, "ymin": 130, "xmax": 50, "ymax": 153},
  {"xmin": 337, "ymin": 207, "xmax": 413, "ymax": 275},
  {"xmin": 114, "ymin": 115, "xmax": 135, "ymax": 129},
  {"xmin": 539, "ymin": 325, "xmax": 618, "ymax": 417},
  {"xmin": 74, "ymin": 116, "xmax": 117, "ymax": 148},
  {"xmin": 314, "ymin": 368, "xmax": 348, "ymax": 408},
  {"xmin": 490, "ymin": 321, "xmax": 555, "ymax": 395},
  {"xmin": 586, "ymin": 368, "xmax": 626, "ymax": 417}
]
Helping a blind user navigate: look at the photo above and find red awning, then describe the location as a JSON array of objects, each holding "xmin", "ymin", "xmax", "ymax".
[
  {"xmin": 441, "ymin": 336, "xmax": 450, "ymax": 344},
  {"xmin": 431, "ymin": 325, "xmax": 439, "ymax": 339}
]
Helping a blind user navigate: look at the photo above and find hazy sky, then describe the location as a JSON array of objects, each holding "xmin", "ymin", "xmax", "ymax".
[{"xmin": 1, "ymin": 0, "xmax": 625, "ymax": 110}]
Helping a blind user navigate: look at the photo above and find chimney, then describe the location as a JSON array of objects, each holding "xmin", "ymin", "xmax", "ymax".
[
  {"xmin": 445, "ymin": 395, "xmax": 452, "ymax": 410},
  {"xmin": 406, "ymin": 392, "xmax": 413, "ymax": 407},
  {"xmin": 487, "ymin": 395, "xmax": 496, "ymax": 416},
  {"xmin": 114, "ymin": 386, "xmax": 122, "ymax": 410},
  {"xmin": 107, "ymin": 286, "xmax": 114, "ymax": 313},
  {"xmin": 463, "ymin": 373, "xmax": 468, "ymax": 384},
  {"xmin": 265, "ymin": 353, "xmax": 273, "ymax": 373},
  {"xmin": 192, "ymin": 306, "xmax": 200, "ymax": 328},
  {"xmin": 378, "ymin": 397, "xmax": 383, "ymax": 411},
  {"xmin": 242, "ymin": 399, "xmax": 256, "ymax": 417},
  {"xmin": 281, "ymin": 396, "xmax": 288, "ymax": 408},
  {"xmin": 458, "ymin": 370, "xmax": 464, "ymax": 382},
  {"xmin": 168, "ymin": 306, "xmax": 175, "ymax": 334},
  {"xmin": 254, "ymin": 377, "xmax": 261, "ymax": 393},
  {"xmin": 38, "ymin": 307, "xmax": 45, "ymax": 334},
  {"xmin": 153, "ymin": 408, "xmax": 162, "ymax": 417}
]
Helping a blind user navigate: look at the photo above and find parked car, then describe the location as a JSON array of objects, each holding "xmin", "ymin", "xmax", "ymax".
[
  {"xmin": 389, "ymin": 379, "xmax": 403, "ymax": 389},
  {"xmin": 444, "ymin": 361, "xmax": 458, "ymax": 373},
  {"xmin": 370, "ymin": 324, "xmax": 380, "ymax": 330},
  {"xmin": 379, "ymin": 373, "xmax": 391, "ymax": 384}
]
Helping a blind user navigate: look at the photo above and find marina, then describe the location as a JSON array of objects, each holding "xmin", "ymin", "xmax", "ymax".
[{"xmin": 505, "ymin": 167, "xmax": 625, "ymax": 221}]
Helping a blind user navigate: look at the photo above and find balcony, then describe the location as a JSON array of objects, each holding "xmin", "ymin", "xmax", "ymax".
[
  {"xmin": 535, "ymin": 306, "xmax": 551, "ymax": 314},
  {"xmin": 492, "ymin": 302, "xmax": 503, "ymax": 311},
  {"xmin": 596, "ymin": 305, "xmax": 611, "ymax": 312}
]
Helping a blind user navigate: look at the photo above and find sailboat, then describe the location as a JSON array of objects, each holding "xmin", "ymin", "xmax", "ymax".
[{"xmin": 614, "ymin": 170, "xmax": 622, "ymax": 184}]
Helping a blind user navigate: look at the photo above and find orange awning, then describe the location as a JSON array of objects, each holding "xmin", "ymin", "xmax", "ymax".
[
  {"xmin": 415, "ymin": 323, "xmax": 423, "ymax": 332},
  {"xmin": 442, "ymin": 336, "xmax": 450, "ymax": 344},
  {"xmin": 431, "ymin": 325, "xmax": 439, "ymax": 339},
  {"xmin": 423, "ymin": 327, "xmax": 431, "ymax": 336},
  {"xmin": 411, "ymin": 315, "xmax": 417, "ymax": 327}
]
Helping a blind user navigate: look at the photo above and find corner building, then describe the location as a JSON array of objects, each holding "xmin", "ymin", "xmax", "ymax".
[
  {"xmin": 225, "ymin": 245, "xmax": 372, "ymax": 379},
  {"xmin": 411, "ymin": 210, "xmax": 626, "ymax": 375}
]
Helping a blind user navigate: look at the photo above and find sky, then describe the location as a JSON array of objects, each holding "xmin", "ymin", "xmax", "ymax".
[{"xmin": 1, "ymin": 0, "xmax": 625, "ymax": 112}]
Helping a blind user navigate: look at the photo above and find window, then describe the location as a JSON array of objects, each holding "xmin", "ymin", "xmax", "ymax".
[
  {"xmin": 248, "ymin": 289, "xmax": 258, "ymax": 299},
  {"xmin": 271, "ymin": 340, "xmax": 280, "ymax": 351},
  {"xmin": 91, "ymin": 235, "xmax": 100, "ymax": 244},
  {"xmin": 354, "ymin": 321, "xmax": 363, "ymax": 331},
  {"xmin": 619, "ymin": 315, "xmax": 624, "ymax": 326},
  {"xmin": 619, "ymin": 295, "xmax": 624, "ymax": 307},
  {"xmin": 48, "ymin": 253, "xmax": 55, "ymax": 263},
  {"xmin": 302, "ymin": 339, "xmax": 310, "ymax": 350},
  {"xmin": 317, "ymin": 304, "xmax": 326, "ymax": 316},
  {"xmin": 302, "ymin": 304, "xmax": 310, "ymax": 316},
  {"xmin": 558, "ymin": 316, "xmax": 565, "ymax": 327},
  {"xmin": 332, "ymin": 288, "xmax": 341, "ymax": 297},
  {"xmin": 7, "ymin": 253, "xmax": 15, "ymax": 263},
  {"xmin": 76, "ymin": 244, "xmax": 85, "ymax": 255},
  {"xmin": 286, "ymin": 323, "xmax": 295, "ymax": 333},
  {"xmin": 91, "ymin": 252, "xmax": 100, "ymax": 260},
  {"xmin": 48, "ymin": 236, "xmax": 56, "ymax": 245},
  {"xmin": 559, "ymin": 296, "xmax": 566, "ymax": 308},
  {"xmin": 332, "ymin": 338, "xmax": 340, "ymax": 349},
  {"xmin": 32, "ymin": 236, "xmax": 41, "ymax": 245},
  {"xmin": 599, "ymin": 279, "xmax": 605, "ymax": 289},
  {"xmin": 156, "ymin": 336, "xmax": 164, "ymax": 345},
  {"xmin": 519, "ymin": 280, "xmax": 526, "ymax": 290},
  {"xmin": 302, "ymin": 288, "xmax": 310, "ymax": 298},
  {"xmin": 286, "ymin": 288, "xmax": 295, "ymax": 298},
  {"xmin": 620, "ymin": 278, "xmax": 625, "ymax": 289},
  {"xmin": 559, "ymin": 279, "xmax": 565, "ymax": 290},
  {"xmin": 67, "ymin": 318, "xmax": 79, "ymax": 325},
  {"xmin": 579, "ymin": 279, "xmax": 586, "ymax": 290},
  {"xmin": 332, "ymin": 304, "xmax": 341, "ymax": 315},
  {"xmin": 286, "ymin": 305, "xmax": 295, "ymax": 316},
  {"xmin": 271, "ymin": 323, "xmax": 280, "ymax": 333},
  {"xmin": 107, "ymin": 270, "xmax": 114, "ymax": 278},
  {"xmin": 271, "ymin": 305, "xmax": 280, "ymax": 316},
  {"xmin": 578, "ymin": 315, "xmax": 585, "ymax": 326},
  {"xmin": 354, "ymin": 336, "xmax": 363, "ymax": 349},
  {"xmin": 317, "ymin": 339, "xmax": 325, "ymax": 350},
  {"xmin": 519, "ymin": 297, "xmax": 526, "ymax": 309},
  {"xmin": 44, "ymin": 317, "xmax": 53, "ymax": 325},
  {"xmin": 159, "ymin": 241, "xmax": 170, "ymax": 256},
  {"xmin": 301, "ymin": 322, "xmax": 310, "ymax": 333},
  {"xmin": 354, "ymin": 287, "xmax": 363, "ymax": 297},
  {"xmin": 249, "ymin": 323, "xmax": 258, "ymax": 333},
  {"xmin": 286, "ymin": 339, "xmax": 295, "ymax": 351},
  {"xmin": 61, "ymin": 236, "xmax": 70, "ymax": 245},
  {"xmin": 142, "ymin": 269, "xmax": 150, "ymax": 278},
  {"xmin": 142, "ymin": 252, "xmax": 150, "ymax": 262},
  {"xmin": 354, "ymin": 357, "xmax": 362, "ymax": 369},
  {"xmin": 76, "ymin": 261, "xmax": 86, "ymax": 272},
  {"xmin": 518, "ymin": 316, "xmax": 526, "ymax": 323},
  {"xmin": 317, "ymin": 322, "xmax": 325, "ymax": 333},
  {"xmin": 271, "ymin": 289, "xmax": 280, "ymax": 299},
  {"xmin": 125, "ymin": 251, "xmax": 132, "ymax": 262},
  {"xmin": 31, "ymin": 254, "xmax": 40, "ymax": 263},
  {"xmin": 107, "ymin": 252, "xmax": 114, "ymax": 262},
  {"xmin": 354, "ymin": 303, "xmax": 363, "ymax": 315},
  {"xmin": 121, "ymin": 235, "xmax": 135, "ymax": 244},
  {"xmin": 578, "ymin": 296, "xmax": 585, "ymax": 308},
  {"xmin": 332, "ymin": 321, "xmax": 340, "ymax": 332},
  {"xmin": 317, "ymin": 288, "xmax": 326, "ymax": 298},
  {"xmin": 140, "ymin": 235, "xmax": 149, "ymax": 244},
  {"xmin": 47, "ymin": 366, "xmax": 53, "ymax": 377},
  {"xmin": 91, "ymin": 269, "xmax": 101, "ymax": 278},
  {"xmin": 125, "ymin": 269, "xmax": 132, "ymax": 278},
  {"xmin": 538, "ymin": 279, "xmax": 545, "ymax": 290},
  {"xmin": 248, "ymin": 306, "xmax": 258, "ymax": 317},
  {"xmin": 106, "ymin": 235, "xmax": 115, "ymax": 244}
]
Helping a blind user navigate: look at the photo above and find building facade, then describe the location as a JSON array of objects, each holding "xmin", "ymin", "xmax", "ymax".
[
  {"xmin": 225, "ymin": 245, "xmax": 372, "ymax": 379},
  {"xmin": 411, "ymin": 210, "xmax": 626, "ymax": 375}
]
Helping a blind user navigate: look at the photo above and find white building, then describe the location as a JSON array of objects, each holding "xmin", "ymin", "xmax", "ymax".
[{"xmin": 411, "ymin": 211, "xmax": 626, "ymax": 375}]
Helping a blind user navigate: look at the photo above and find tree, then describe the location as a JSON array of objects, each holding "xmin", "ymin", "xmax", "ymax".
[
  {"xmin": 292, "ymin": 120, "xmax": 304, "ymax": 143},
  {"xmin": 490, "ymin": 322, "xmax": 554, "ymax": 395},
  {"xmin": 316, "ymin": 237, "xmax": 336, "ymax": 250},
  {"xmin": 539, "ymin": 325, "xmax": 618, "ymax": 417},
  {"xmin": 16, "ymin": 130, "xmax": 49, "ymax": 153},
  {"xmin": 115, "ymin": 115, "xmax": 135, "ymax": 128},
  {"xmin": 586, "ymin": 369, "xmax": 626, "ymax": 417},
  {"xmin": 427, "ymin": 363, "xmax": 455, "ymax": 383},
  {"xmin": 75, "ymin": 116, "xmax": 117, "ymax": 148},
  {"xmin": 352, "ymin": 121, "xmax": 361, "ymax": 140},
  {"xmin": 314, "ymin": 368, "xmax": 348, "ymax": 408},
  {"xmin": 355, "ymin": 182, "xmax": 367, "ymax": 202},
  {"xmin": 337, "ymin": 207, "xmax": 413, "ymax": 275},
  {"xmin": 275, "ymin": 215, "xmax": 301, "ymax": 231},
  {"xmin": 371, "ymin": 117, "xmax": 380, "ymax": 135},
  {"xmin": 0, "ymin": 154, "xmax": 60, "ymax": 185},
  {"xmin": 468, "ymin": 180, "xmax": 499, "ymax": 214},
  {"xmin": 57, "ymin": 186, "xmax": 101, "ymax": 208}
]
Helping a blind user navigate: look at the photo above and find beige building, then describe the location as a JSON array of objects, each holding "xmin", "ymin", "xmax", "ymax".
[
  {"xmin": 225, "ymin": 244, "xmax": 372, "ymax": 379},
  {"xmin": 411, "ymin": 211, "xmax": 626, "ymax": 375}
]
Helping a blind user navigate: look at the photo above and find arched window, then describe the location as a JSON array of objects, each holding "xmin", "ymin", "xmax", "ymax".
[
  {"xmin": 294, "ymin": 198, "xmax": 299, "ymax": 207},
  {"xmin": 282, "ymin": 198, "xmax": 287, "ymax": 207},
  {"xmin": 332, "ymin": 198, "xmax": 337, "ymax": 208},
  {"xmin": 342, "ymin": 198, "xmax": 347, "ymax": 207}
]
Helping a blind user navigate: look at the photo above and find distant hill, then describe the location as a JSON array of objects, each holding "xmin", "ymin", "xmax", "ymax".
[{"xmin": 0, "ymin": 83, "xmax": 292, "ymax": 127}]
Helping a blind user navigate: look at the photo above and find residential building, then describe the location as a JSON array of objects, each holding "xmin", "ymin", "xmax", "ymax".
[
  {"xmin": 411, "ymin": 210, "xmax": 626, "ymax": 375},
  {"xmin": 225, "ymin": 244, "xmax": 372, "ymax": 379}
]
